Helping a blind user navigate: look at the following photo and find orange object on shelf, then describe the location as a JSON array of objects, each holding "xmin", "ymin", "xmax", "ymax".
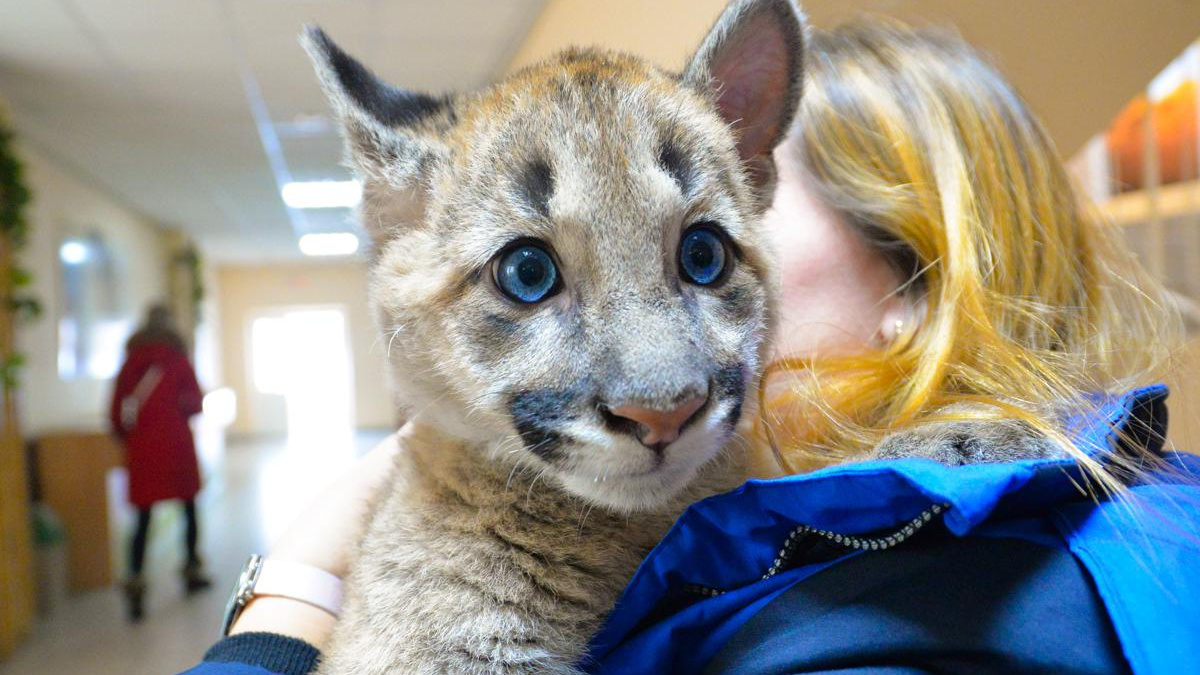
[{"xmin": 1107, "ymin": 81, "xmax": 1198, "ymax": 192}]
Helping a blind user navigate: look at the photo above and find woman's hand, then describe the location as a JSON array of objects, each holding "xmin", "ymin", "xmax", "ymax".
[{"xmin": 229, "ymin": 430, "xmax": 402, "ymax": 647}]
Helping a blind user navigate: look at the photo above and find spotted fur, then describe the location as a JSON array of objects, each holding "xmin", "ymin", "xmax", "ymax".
[{"xmin": 303, "ymin": 1, "xmax": 806, "ymax": 673}]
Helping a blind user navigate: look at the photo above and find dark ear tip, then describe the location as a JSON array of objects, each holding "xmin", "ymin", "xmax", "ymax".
[
  {"xmin": 765, "ymin": 0, "xmax": 805, "ymax": 17},
  {"xmin": 757, "ymin": 0, "xmax": 807, "ymax": 38},
  {"xmin": 745, "ymin": 0, "xmax": 808, "ymax": 45},
  {"xmin": 300, "ymin": 25, "xmax": 336, "ymax": 60}
]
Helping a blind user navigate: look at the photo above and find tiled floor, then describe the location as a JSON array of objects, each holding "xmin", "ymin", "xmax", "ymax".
[{"xmin": 1, "ymin": 430, "xmax": 389, "ymax": 675}]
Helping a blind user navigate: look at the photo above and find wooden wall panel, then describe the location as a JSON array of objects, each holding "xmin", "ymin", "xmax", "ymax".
[{"xmin": 0, "ymin": 236, "xmax": 34, "ymax": 660}]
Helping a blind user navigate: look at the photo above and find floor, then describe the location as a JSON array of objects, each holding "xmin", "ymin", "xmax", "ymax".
[{"xmin": 1, "ymin": 430, "xmax": 389, "ymax": 675}]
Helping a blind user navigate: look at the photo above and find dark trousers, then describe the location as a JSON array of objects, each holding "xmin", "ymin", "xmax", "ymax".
[{"xmin": 129, "ymin": 499, "xmax": 200, "ymax": 576}]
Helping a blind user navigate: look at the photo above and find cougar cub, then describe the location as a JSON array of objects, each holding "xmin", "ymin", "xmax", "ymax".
[{"xmin": 303, "ymin": 0, "xmax": 804, "ymax": 672}]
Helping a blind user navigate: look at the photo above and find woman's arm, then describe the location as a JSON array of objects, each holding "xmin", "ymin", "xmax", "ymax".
[
  {"xmin": 177, "ymin": 432, "xmax": 402, "ymax": 674},
  {"xmin": 176, "ymin": 352, "xmax": 205, "ymax": 418},
  {"xmin": 180, "ymin": 633, "xmax": 321, "ymax": 675}
]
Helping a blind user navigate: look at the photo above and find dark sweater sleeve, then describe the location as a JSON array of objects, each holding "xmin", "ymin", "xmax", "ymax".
[{"xmin": 176, "ymin": 633, "xmax": 321, "ymax": 675}]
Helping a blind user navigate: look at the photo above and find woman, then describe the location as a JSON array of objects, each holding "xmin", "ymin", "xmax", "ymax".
[
  {"xmin": 585, "ymin": 22, "xmax": 1198, "ymax": 675},
  {"xmin": 181, "ymin": 20, "xmax": 1198, "ymax": 675},
  {"xmin": 111, "ymin": 305, "xmax": 211, "ymax": 622}
]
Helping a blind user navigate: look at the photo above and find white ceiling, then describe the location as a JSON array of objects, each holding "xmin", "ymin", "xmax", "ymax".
[
  {"xmin": 2, "ymin": 1, "xmax": 1197, "ymax": 264},
  {"xmin": 0, "ymin": 0, "xmax": 546, "ymax": 262}
]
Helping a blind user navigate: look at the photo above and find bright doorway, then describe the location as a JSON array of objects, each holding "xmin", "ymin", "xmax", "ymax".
[{"xmin": 248, "ymin": 306, "xmax": 355, "ymax": 442}]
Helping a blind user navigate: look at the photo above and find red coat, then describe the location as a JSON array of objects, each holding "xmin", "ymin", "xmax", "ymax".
[{"xmin": 109, "ymin": 335, "xmax": 204, "ymax": 508}]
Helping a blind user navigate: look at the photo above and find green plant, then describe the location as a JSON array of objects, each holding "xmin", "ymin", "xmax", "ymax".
[
  {"xmin": 172, "ymin": 245, "xmax": 205, "ymax": 324},
  {"xmin": 0, "ymin": 117, "xmax": 30, "ymax": 246},
  {"xmin": 0, "ymin": 352, "xmax": 24, "ymax": 390},
  {"xmin": 0, "ymin": 109, "xmax": 38, "ymax": 391}
]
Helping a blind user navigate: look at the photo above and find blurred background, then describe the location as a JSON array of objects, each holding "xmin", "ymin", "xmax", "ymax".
[{"xmin": 0, "ymin": 1, "xmax": 1197, "ymax": 673}]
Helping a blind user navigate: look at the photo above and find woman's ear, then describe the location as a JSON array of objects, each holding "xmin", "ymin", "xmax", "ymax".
[{"xmin": 878, "ymin": 291, "xmax": 927, "ymax": 346}]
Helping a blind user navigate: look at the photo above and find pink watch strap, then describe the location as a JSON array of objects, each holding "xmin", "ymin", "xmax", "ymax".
[{"xmin": 253, "ymin": 558, "xmax": 344, "ymax": 618}]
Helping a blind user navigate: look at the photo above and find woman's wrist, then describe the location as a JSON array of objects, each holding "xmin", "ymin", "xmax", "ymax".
[
  {"xmin": 229, "ymin": 595, "xmax": 337, "ymax": 649},
  {"xmin": 222, "ymin": 433, "xmax": 402, "ymax": 649}
]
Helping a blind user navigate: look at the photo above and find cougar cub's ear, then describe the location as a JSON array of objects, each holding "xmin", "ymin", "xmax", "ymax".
[
  {"xmin": 302, "ymin": 26, "xmax": 452, "ymax": 238},
  {"xmin": 685, "ymin": 0, "xmax": 806, "ymax": 203}
]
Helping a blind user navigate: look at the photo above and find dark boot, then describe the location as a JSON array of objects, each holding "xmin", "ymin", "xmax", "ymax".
[
  {"xmin": 123, "ymin": 576, "xmax": 146, "ymax": 622},
  {"xmin": 183, "ymin": 560, "xmax": 212, "ymax": 595}
]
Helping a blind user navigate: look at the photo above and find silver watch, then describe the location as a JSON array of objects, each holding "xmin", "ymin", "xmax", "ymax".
[{"xmin": 221, "ymin": 554, "xmax": 265, "ymax": 636}]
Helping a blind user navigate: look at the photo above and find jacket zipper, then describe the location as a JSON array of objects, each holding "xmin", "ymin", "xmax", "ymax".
[{"xmin": 684, "ymin": 503, "xmax": 950, "ymax": 598}]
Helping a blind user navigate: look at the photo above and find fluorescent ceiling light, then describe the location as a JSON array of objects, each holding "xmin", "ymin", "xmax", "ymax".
[
  {"xmin": 281, "ymin": 180, "xmax": 361, "ymax": 209},
  {"xmin": 60, "ymin": 240, "xmax": 89, "ymax": 265},
  {"xmin": 299, "ymin": 232, "xmax": 359, "ymax": 257}
]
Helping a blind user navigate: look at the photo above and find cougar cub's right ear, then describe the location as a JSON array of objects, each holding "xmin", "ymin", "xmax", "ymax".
[
  {"xmin": 302, "ymin": 27, "xmax": 453, "ymax": 240},
  {"xmin": 685, "ymin": 0, "xmax": 806, "ymax": 208}
]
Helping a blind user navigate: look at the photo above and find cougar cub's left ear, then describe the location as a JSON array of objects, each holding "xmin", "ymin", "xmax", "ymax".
[
  {"xmin": 302, "ymin": 27, "xmax": 453, "ymax": 239},
  {"xmin": 685, "ymin": 0, "xmax": 806, "ymax": 206}
]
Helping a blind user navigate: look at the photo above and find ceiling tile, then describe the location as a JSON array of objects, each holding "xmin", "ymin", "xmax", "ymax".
[{"xmin": 0, "ymin": 0, "xmax": 548, "ymax": 260}]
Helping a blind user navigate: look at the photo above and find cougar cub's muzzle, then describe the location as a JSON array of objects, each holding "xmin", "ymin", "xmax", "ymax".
[
  {"xmin": 599, "ymin": 393, "xmax": 708, "ymax": 454},
  {"xmin": 506, "ymin": 361, "xmax": 748, "ymax": 461}
]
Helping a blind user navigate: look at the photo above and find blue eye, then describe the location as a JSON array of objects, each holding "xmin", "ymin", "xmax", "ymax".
[
  {"xmin": 495, "ymin": 243, "xmax": 560, "ymax": 303},
  {"xmin": 679, "ymin": 226, "xmax": 729, "ymax": 286}
]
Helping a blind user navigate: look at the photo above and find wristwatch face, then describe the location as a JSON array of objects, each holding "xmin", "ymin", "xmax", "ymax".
[{"xmin": 221, "ymin": 554, "xmax": 264, "ymax": 636}]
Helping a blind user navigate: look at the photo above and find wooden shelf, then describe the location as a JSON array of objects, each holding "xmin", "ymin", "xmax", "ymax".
[
  {"xmin": 35, "ymin": 433, "xmax": 123, "ymax": 592},
  {"xmin": 1101, "ymin": 178, "xmax": 1200, "ymax": 225}
]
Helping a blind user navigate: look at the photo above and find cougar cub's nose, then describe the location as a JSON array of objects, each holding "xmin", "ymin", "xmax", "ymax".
[{"xmin": 605, "ymin": 395, "xmax": 708, "ymax": 451}]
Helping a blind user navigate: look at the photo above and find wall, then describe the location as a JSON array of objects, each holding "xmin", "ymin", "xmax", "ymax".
[
  {"xmin": 215, "ymin": 262, "xmax": 394, "ymax": 436},
  {"xmin": 16, "ymin": 144, "xmax": 170, "ymax": 435},
  {"xmin": 1165, "ymin": 338, "xmax": 1200, "ymax": 454},
  {"xmin": 507, "ymin": 0, "xmax": 729, "ymax": 74},
  {"xmin": 0, "ymin": 138, "xmax": 169, "ymax": 657},
  {"xmin": 510, "ymin": 2, "xmax": 1200, "ymax": 155}
]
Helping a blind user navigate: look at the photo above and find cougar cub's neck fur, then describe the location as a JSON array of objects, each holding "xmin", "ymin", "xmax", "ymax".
[{"xmin": 304, "ymin": 1, "xmax": 806, "ymax": 672}]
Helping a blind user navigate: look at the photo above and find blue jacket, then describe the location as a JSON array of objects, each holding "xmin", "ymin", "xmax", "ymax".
[
  {"xmin": 587, "ymin": 384, "xmax": 1199, "ymax": 674},
  {"xmin": 185, "ymin": 385, "xmax": 1199, "ymax": 675}
]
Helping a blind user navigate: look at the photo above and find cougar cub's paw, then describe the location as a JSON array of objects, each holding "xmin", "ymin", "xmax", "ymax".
[{"xmin": 872, "ymin": 418, "xmax": 1067, "ymax": 465}]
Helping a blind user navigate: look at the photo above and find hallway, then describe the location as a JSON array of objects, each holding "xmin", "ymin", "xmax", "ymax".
[{"xmin": 1, "ymin": 431, "xmax": 389, "ymax": 675}]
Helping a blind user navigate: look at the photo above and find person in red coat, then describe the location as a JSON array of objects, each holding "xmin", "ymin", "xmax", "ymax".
[{"xmin": 109, "ymin": 304, "xmax": 211, "ymax": 621}]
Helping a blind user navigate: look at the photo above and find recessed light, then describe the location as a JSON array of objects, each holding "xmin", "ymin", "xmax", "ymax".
[
  {"xmin": 276, "ymin": 114, "xmax": 334, "ymax": 138},
  {"xmin": 282, "ymin": 180, "xmax": 361, "ymax": 209},
  {"xmin": 60, "ymin": 240, "xmax": 89, "ymax": 265},
  {"xmin": 299, "ymin": 232, "xmax": 359, "ymax": 256}
]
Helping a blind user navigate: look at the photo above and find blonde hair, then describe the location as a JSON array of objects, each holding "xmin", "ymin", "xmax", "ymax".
[{"xmin": 757, "ymin": 20, "xmax": 1181, "ymax": 480}]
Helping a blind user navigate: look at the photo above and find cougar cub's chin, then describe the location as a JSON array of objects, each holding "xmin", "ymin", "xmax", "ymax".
[
  {"xmin": 540, "ymin": 374, "xmax": 750, "ymax": 511},
  {"xmin": 552, "ymin": 419, "xmax": 734, "ymax": 512},
  {"xmin": 304, "ymin": 0, "xmax": 805, "ymax": 672}
]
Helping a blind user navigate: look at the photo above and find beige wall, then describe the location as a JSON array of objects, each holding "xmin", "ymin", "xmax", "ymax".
[
  {"xmin": 16, "ymin": 144, "xmax": 170, "ymax": 435},
  {"xmin": 508, "ymin": 0, "xmax": 728, "ymax": 73},
  {"xmin": 509, "ymin": 2, "xmax": 1200, "ymax": 155},
  {"xmin": 1164, "ymin": 338, "xmax": 1200, "ymax": 454},
  {"xmin": 215, "ymin": 262, "xmax": 394, "ymax": 436}
]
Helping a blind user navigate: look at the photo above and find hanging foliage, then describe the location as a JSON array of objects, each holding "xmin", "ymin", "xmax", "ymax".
[
  {"xmin": 0, "ymin": 109, "xmax": 40, "ymax": 391},
  {"xmin": 175, "ymin": 245, "xmax": 205, "ymax": 321},
  {"xmin": 0, "ymin": 114, "xmax": 31, "ymax": 245}
]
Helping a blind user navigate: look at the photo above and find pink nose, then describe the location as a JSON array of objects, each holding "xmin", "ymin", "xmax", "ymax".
[{"xmin": 608, "ymin": 396, "xmax": 707, "ymax": 449}]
